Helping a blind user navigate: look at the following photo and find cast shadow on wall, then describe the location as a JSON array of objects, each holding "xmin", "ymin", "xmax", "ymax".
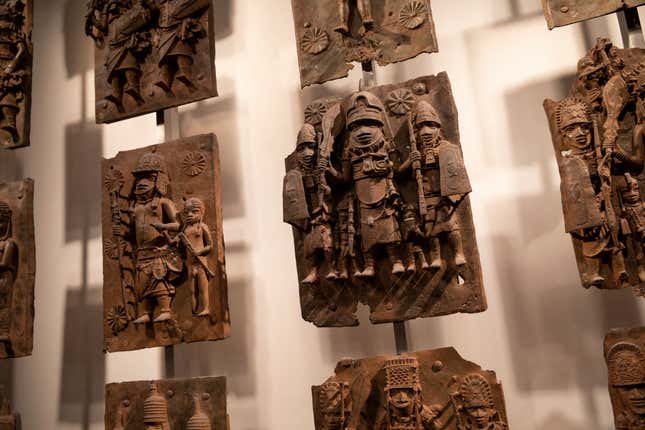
[{"xmin": 58, "ymin": 287, "xmax": 105, "ymax": 427}]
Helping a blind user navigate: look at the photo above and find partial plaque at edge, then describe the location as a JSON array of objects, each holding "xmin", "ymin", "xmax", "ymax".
[
  {"xmin": 542, "ymin": 0, "xmax": 645, "ymax": 29},
  {"xmin": 101, "ymin": 134, "xmax": 229, "ymax": 353},
  {"xmin": 85, "ymin": 0, "xmax": 218, "ymax": 124},
  {"xmin": 291, "ymin": 0, "xmax": 438, "ymax": 87},
  {"xmin": 106, "ymin": 377, "xmax": 227, "ymax": 430}
]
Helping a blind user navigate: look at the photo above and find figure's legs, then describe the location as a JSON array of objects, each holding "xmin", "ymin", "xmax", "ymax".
[
  {"xmin": 406, "ymin": 243, "xmax": 417, "ymax": 272},
  {"xmin": 388, "ymin": 244, "xmax": 405, "ymax": 275},
  {"xmin": 449, "ymin": 230, "xmax": 467, "ymax": 267},
  {"xmin": 176, "ymin": 55, "xmax": 195, "ymax": 88},
  {"xmin": 429, "ymin": 237, "xmax": 441, "ymax": 269},
  {"xmin": 0, "ymin": 106, "xmax": 17, "ymax": 137},
  {"xmin": 357, "ymin": 0, "xmax": 374, "ymax": 28},
  {"xmin": 584, "ymin": 257, "xmax": 605, "ymax": 288},
  {"xmin": 196, "ymin": 269, "xmax": 210, "ymax": 317},
  {"xmin": 153, "ymin": 294, "xmax": 173, "ymax": 322},
  {"xmin": 335, "ymin": 0, "xmax": 350, "ymax": 34},
  {"xmin": 106, "ymin": 74, "xmax": 123, "ymax": 107},
  {"xmin": 324, "ymin": 248, "xmax": 339, "ymax": 280},
  {"xmin": 358, "ymin": 251, "xmax": 375, "ymax": 278},
  {"xmin": 416, "ymin": 245, "xmax": 429, "ymax": 270},
  {"xmin": 612, "ymin": 251, "xmax": 628, "ymax": 283},
  {"xmin": 133, "ymin": 298, "xmax": 153, "ymax": 324},
  {"xmin": 155, "ymin": 62, "xmax": 173, "ymax": 93},
  {"xmin": 124, "ymin": 68, "xmax": 143, "ymax": 104},
  {"xmin": 302, "ymin": 254, "xmax": 319, "ymax": 284}
]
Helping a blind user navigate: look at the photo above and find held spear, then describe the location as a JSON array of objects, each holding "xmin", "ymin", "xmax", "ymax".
[{"xmin": 407, "ymin": 112, "xmax": 427, "ymax": 217}]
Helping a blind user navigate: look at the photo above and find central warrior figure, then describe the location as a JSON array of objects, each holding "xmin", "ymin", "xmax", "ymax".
[
  {"xmin": 330, "ymin": 92, "xmax": 404, "ymax": 277},
  {"xmin": 116, "ymin": 151, "xmax": 182, "ymax": 324},
  {"xmin": 335, "ymin": 0, "xmax": 373, "ymax": 34}
]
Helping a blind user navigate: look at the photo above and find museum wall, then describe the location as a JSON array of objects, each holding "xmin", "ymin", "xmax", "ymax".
[{"xmin": 0, "ymin": 0, "xmax": 642, "ymax": 429}]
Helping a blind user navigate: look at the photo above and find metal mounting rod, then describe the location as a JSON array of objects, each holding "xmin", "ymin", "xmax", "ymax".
[{"xmin": 618, "ymin": 7, "xmax": 645, "ymax": 49}]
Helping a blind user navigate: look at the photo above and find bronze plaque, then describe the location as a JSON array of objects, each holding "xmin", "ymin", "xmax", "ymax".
[
  {"xmin": 283, "ymin": 73, "xmax": 485, "ymax": 327},
  {"xmin": 313, "ymin": 348, "xmax": 509, "ymax": 430},
  {"xmin": 85, "ymin": 0, "xmax": 217, "ymax": 124},
  {"xmin": 0, "ymin": 388, "xmax": 20, "ymax": 430},
  {"xmin": 106, "ymin": 377, "xmax": 227, "ymax": 430},
  {"xmin": 543, "ymin": 39, "xmax": 645, "ymax": 295},
  {"xmin": 542, "ymin": 0, "xmax": 645, "ymax": 29},
  {"xmin": 0, "ymin": 0, "xmax": 32, "ymax": 149},
  {"xmin": 101, "ymin": 134, "xmax": 229, "ymax": 352},
  {"xmin": 605, "ymin": 327, "xmax": 645, "ymax": 429},
  {"xmin": 291, "ymin": 0, "xmax": 438, "ymax": 87},
  {"xmin": 0, "ymin": 179, "xmax": 34, "ymax": 359}
]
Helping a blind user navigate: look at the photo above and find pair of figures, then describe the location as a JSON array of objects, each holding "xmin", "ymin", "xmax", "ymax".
[
  {"xmin": 290, "ymin": 93, "xmax": 469, "ymax": 285},
  {"xmin": 85, "ymin": 0, "xmax": 210, "ymax": 110},
  {"xmin": 110, "ymin": 151, "xmax": 213, "ymax": 324},
  {"xmin": 548, "ymin": 39, "xmax": 645, "ymax": 290},
  {"xmin": 319, "ymin": 357, "xmax": 506, "ymax": 430}
]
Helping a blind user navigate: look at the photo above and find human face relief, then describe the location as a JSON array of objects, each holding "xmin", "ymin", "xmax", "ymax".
[
  {"xmin": 388, "ymin": 388, "xmax": 415, "ymax": 423},
  {"xmin": 349, "ymin": 120, "xmax": 384, "ymax": 145},
  {"xmin": 466, "ymin": 406, "xmax": 495, "ymax": 428},
  {"xmin": 562, "ymin": 122, "xmax": 591, "ymax": 151},
  {"xmin": 618, "ymin": 383, "xmax": 645, "ymax": 417},
  {"xmin": 418, "ymin": 121, "xmax": 440, "ymax": 148},
  {"xmin": 185, "ymin": 205, "xmax": 203, "ymax": 225},
  {"xmin": 297, "ymin": 141, "xmax": 316, "ymax": 170},
  {"xmin": 134, "ymin": 172, "xmax": 157, "ymax": 196}
]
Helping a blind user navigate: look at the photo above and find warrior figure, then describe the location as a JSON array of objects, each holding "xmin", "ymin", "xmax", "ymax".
[
  {"xmin": 376, "ymin": 357, "xmax": 439, "ymax": 430},
  {"xmin": 329, "ymin": 92, "xmax": 404, "ymax": 277},
  {"xmin": 0, "ymin": 202, "xmax": 17, "ymax": 343},
  {"xmin": 143, "ymin": 383, "xmax": 171, "ymax": 430},
  {"xmin": 86, "ymin": 0, "xmax": 152, "ymax": 108},
  {"xmin": 556, "ymin": 98, "xmax": 627, "ymax": 287},
  {"xmin": 319, "ymin": 380, "xmax": 351, "ymax": 430},
  {"xmin": 0, "ymin": 1, "xmax": 28, "ymax": 143},
  {"xmin": 400, "ymin": 204, "xmax": 429, "ymax": 272},
  {"xmin": 285, "ymin": 123, "xmax": 337, "ymax": 284},
  {"xmin": 114, "ymin": 151, "xmax": 182, "ymax": 324},
  {"xmin": 454, "ymin": 375, "xmax": 506, "ymax": 430},
  {"xmin": 152, "ymin": 0, "xmax": 210, "ymax": 93},
  {"xmin": 335, "ymin": 0, "xmax": 373, "ymax": 34},
  {"xmin": 175, "ymin": 197, "xmax": 213, "ymax": 316},
  {"xmin": 620, "ymin": 174, "xmax": 645, "ymax": 282},
  {"xmin": 400, "ymin": 101, "xmax": 470, "ymax": 269},
  {"xmin": 606, "ymin": 342, "xmax": 645, "ymax": 429}
]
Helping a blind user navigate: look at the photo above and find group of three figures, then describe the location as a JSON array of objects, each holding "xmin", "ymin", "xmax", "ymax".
[
  {"xmin": 85, "ymin": 0, "xmax": 210, "ymax": 111},
  {"xmin": 546, "ymin": 39, "xmax": 645, "ymax": 293},
  {"xmin": 109, "ymin": 149, "xmax": 213, "ymax": 326},
  {"xmin": 289, "ymin": 92, "xmax": 470, "ymax": 285}
]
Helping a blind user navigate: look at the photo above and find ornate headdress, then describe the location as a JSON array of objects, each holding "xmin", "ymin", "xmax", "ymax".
[
  {"xmin": 385, "ymin": 357, "xmax": 421, "ymax": 392},
  {"xmin": 186, "ymin": 395, "xmax": 211, "ymax": 430},
  {"xmin": 607, "ymin": 342, "xmax": 645, "ymax": 387},
  {"xmin": 414, "ymin": 100, "xmax": 442, "ymax": 128},
  {"xmin": 556, "ymin": 98, "xmax": 591, "ymax": 132},
  {"xmin": 345, "ymin": 92, "xmax": 386, "ymax": 128},
  {"xmin": 459, "ymin": 374, "xmax": 495, "ymax": 409},
  {"xmin": 143, "ymin": 383, "xmax": 169, "ymax": 425}
]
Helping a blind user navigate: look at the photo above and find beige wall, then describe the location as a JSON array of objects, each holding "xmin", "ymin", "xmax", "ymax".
[{"xmin": 0, "ymin": 0, "xmax": 643, "ymax": 429}]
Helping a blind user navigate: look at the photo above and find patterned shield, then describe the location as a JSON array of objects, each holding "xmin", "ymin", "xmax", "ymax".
[
  {"xmin": 559, "ymin": 155, "xmax": 603, "ymax": 233},
  {"xmin": 283, "ymin": 169, "xmax": 309, "ymax": 230},
  {"xmin": 439, "ymin": 141, "xmax": 472, "ymax": 197}
]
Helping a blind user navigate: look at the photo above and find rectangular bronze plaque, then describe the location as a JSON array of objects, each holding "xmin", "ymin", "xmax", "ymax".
[
  {"xmin": 542, "ymin": 0, "xmax": 645, "ymax": 29},
  {"xmin": 106, "ymin": 377, "xmax": 227, "ymax": 430},
  {"xmin": 85, "ymin": 0, "xmax": 218, "ymax": 123},
  {"xmin": 101, "ymin": 134, "xmax": 229, "ymax": 352},
  {"xmin": 0, "ymin": 179, "xmax": 34, "ymax": 359},
  {"xmin": 313, "ymin": 348, "xmax": 509, "ymax": 430},
  {"xmin": 291, "ymin": 0, "xmax": 438, "ymax": 87},
  {"xmin": 283, "ymin": 73, "xmax": 485, "ymax": 327}
]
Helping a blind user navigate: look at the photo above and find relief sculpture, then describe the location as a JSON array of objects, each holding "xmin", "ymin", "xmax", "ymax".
[
  {"xmin": 106, "ymin": 377, "xmax": 227, "ymax": 430},
  {"xmin": 85, "ymin": 0, "xmax": 217, "ymax": 124},
  {"xmin": 291, "ymin": 0, "xmax": 438, "ymax": 87},
  {"xmin": 312, "ymin": 348, "xmax": 509, "ymax": 430},
  {"xmin": 0, "ymin": 387, "xmax": 20, "ymax": 430},
  {"xmin": 544, "ymin": 39, "xmax": 645, "ymax": 296},
  {"xmin": 542, "ymin": 0, "xmax": 645, "ymax": 29},
  {"xmin": 0, "ymin": 179, "xmax": 34, "ymax": 359},
  {"xmin": 605, "ymin": 327, "xmax": 645, "ymax": 430},
  {"xmin": 283, "ymin": 74, "xmax": 485, "ymax": 327},
  {"xmin": 102, "ymin": 134, "xmax": 229, "ymax": 352}
]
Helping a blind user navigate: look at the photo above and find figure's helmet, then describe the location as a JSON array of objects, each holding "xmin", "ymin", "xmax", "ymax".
[
  {"xmin": 132, "ymin": 151, "xmax": 168, "ymax": 175},
  {"xmin": 345, "ymin": 92, "xmax": 386, "ymax": 128},
  {"xmin": 385, "ymin": 357, "xmax": 421, "ymax": 392},
  {"xmin": 556, "ymin": 98, "xmax": 591, "ymax": 132},
  {"xmin": 459, "ymin": 374, "xmax": 495, "ymax": 409},
  {"xmin": 187, "ymin": 396, "xmax": 211, "ymax": 430},
  {"xmin": 143, "ymin": 384, "xmax": 169, "ymax": 425},
  {"xmin": 607, "ymin": 342, "xmax": 645, "ymax": 387},
  {"xmin": 297, "ymin": 123, "xmax": 317, "ymax": 146},
  {"xmin": 414, "ymin": 100, "xmax": 442, "ymax": 128},
  {"xmin": 577, "ymin": 55, "xmax": 604, "ymax": 79}
]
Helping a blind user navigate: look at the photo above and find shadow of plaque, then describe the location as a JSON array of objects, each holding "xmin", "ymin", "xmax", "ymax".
[
  {"xmin": 283, "ymin": 73, "xmax": 485, "ymax": 327},
  {"xmin": 85, "ymin": 0, "xmax": 218, "ymax": 124},
  {"xmin": 101, "ymin": 134, "xmax": 229, "ymax": 353}
]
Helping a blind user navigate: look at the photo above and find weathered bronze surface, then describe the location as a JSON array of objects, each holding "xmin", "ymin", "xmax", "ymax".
[
  {"xmin": 0, "ymin": 388, "xmax": 20, "ymax": 430},
  {"xmin": 313, "ymin": 348, "xmax": 509, "ymax": 430},
  {"xmin": 106, "ymin": 377, "xmax": 227, "ymax": 430},
  {"xmin": 605, "ymin": 327, "xmax": 645, "ymax": 429},
  {"xmin": 283, "ymin": 73, "xmax": 485, "ymax": 327},
  {"xmin": 542, "ymin": 0, "xmax": 645, "ymax": 29},
  {"xmin": 291, "ymin": 0, "xmax": 438, "ymax": 87},
  {"xmin": 85, "ymin": 0, "xmax": 217, "ymax": 124},
  {"xmin": 0, "ymin": 0, "xmax": 32, "ymax": 149},
  {"xmin": 101, "ymin": 134, "xmax": 229, "ymax": 352},
  {"xmin": 544, "ymin": 39, "xmax": 645, "ymax": 296},
  {"xmin": 0, "ymin": 179, "xmax": 34, "ymax": 359}
]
